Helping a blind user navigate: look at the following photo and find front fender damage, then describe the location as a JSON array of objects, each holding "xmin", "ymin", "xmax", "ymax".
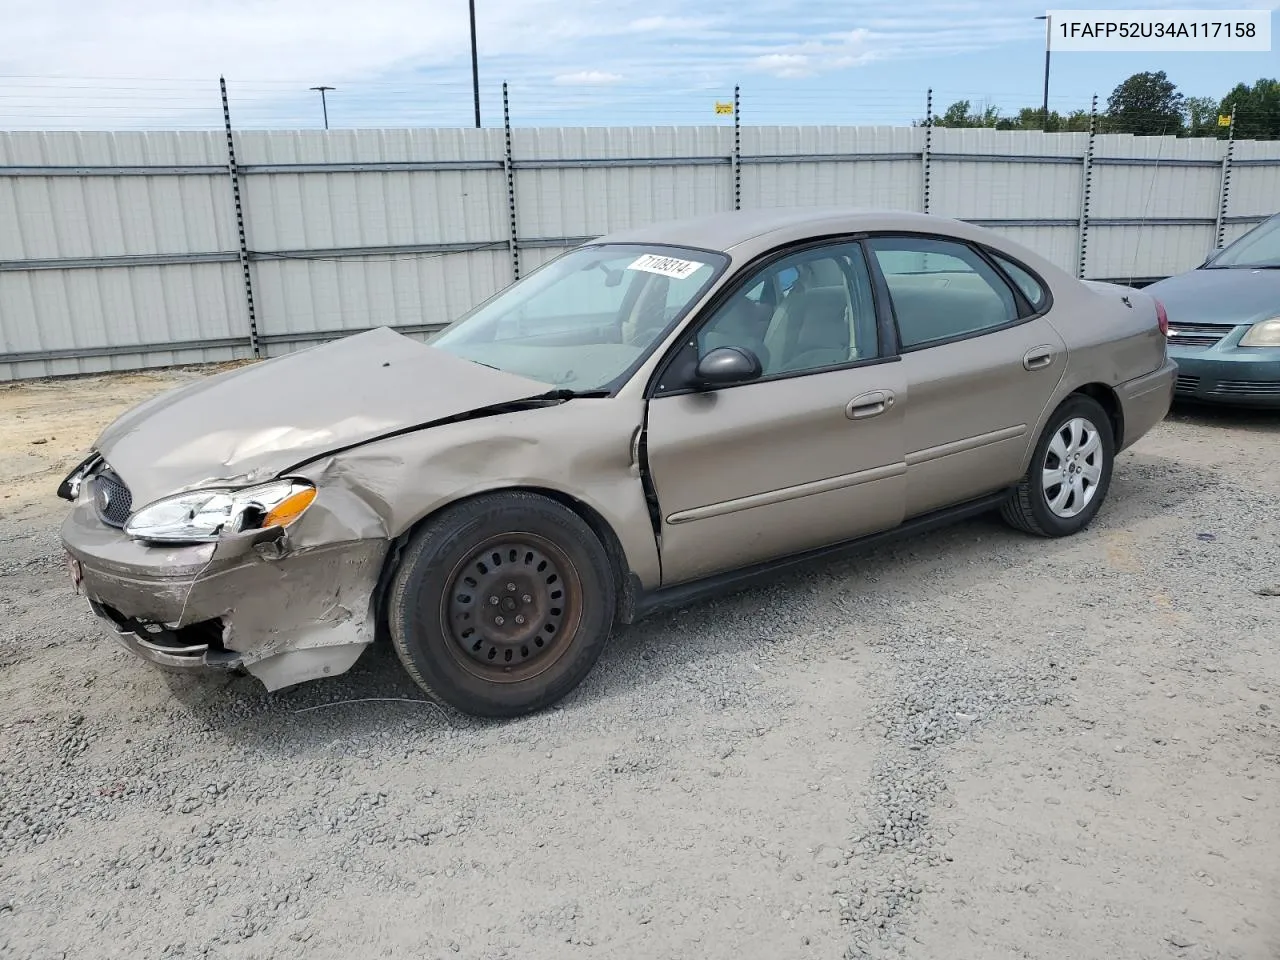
[
  {"xmin": 292, "ymin": 400, "xmax": 660, "ymax": 589},
  {"xmin": 161, "ymin": 524, "xmax": 388, "ymax": 691},
  {"xmin": 157, "ymin": 399, "xmax": 654, "ymax": 691}
]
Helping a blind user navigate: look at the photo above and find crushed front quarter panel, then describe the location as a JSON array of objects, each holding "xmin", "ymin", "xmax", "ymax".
[
  {"xmin": 65, "ymin": 387, "xmax": 655, "ymax": 690},
  {"xmin": 291, "ymin": 393, "xmax": 660, "ymax": 590},
  {"xmin": 62, "ymin": 494, "xmax": 388, "ymax": 690}
]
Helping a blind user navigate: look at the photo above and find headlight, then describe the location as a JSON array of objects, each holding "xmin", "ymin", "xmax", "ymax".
[
  {"xmin": 1240, "ymin": 317, "xmax": 1280, "ymax": 348},
  {"xmin": 124, "ymin": 480, "xmax": 317, "ymax": 544}
]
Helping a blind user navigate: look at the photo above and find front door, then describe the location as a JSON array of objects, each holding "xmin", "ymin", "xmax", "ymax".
[
  {"xmin": 865, "ymin": 236, "xmax": 1068, "ymax": 518},
  {"xmin": 644, "ymin": 241, "xmax": 908, "ymax": 586}
]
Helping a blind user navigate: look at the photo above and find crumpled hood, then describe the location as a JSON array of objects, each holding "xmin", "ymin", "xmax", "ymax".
[
  {"xmin": 94, "ymin": 327, "xmax": 552, "ymax": 508},
  {"xmin": 1144, "ymin": 268, "xmax": 1280, "ymax": 326}
]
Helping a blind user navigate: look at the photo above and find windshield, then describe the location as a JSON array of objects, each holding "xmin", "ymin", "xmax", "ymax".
[
  {"xmin": 430, "ymin": 244, "xmax": 727, "ymax": 392},
  {"xmin": 1206, "ymin": 215, "xmax": 1280, "ymax": 269}
]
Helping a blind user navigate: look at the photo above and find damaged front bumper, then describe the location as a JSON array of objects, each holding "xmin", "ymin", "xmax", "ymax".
[
  {"xmin": 60, "ymin": 497, "xmax": 387, "ymax": 691},
  {"xmin": 89, "ymin": 598, "xmax": 244, "ymax": 673}
]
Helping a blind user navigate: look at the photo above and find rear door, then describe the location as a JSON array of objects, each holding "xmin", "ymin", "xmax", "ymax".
[
  {"xmin": 865, "ymin": 235, "xmax": 1067, "ymax": 518},
  {"xmin": 644, "ymin": 241, "xmax": 907, "ymax": 586}
]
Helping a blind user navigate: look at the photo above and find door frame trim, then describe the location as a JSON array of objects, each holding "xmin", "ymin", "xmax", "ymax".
[
  {"xmin": 645, "ymin": 229, "xmax": 1061, "ymax": 398},
  {"xmin": 905, "ymin": 424, "xmax": 1028, "ymax": 466},
  {"xmin": 645, "ymin": 233, "xmax": 902, "ymax": 399},
  {"xmin": 666, "ymin": 461, "xmax": 908, "ymax": 524},
  {"xmin": 861, "ymin": 231, "xmax": 1057, "ymax": 355}
]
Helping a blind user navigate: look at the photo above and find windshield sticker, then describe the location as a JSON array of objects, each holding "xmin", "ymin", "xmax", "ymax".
[{"xmin": 626, "ymin": 254, "xmax": 703, "ymax": 280}]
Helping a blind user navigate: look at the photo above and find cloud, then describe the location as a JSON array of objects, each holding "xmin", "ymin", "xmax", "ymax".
[
  {"xmin": 627, "ymin": 16, "xmax": 719, "ymax": 33},
  {"xmin": 747, "ymin": 26, "xmax": 878, "ymax": 78},
  {"xmin": 4, "ymin": 0, "xmax": 1259, "ymax": 129},
  {"xmin": 553, "ymin": 71, "xmax": 624, "ymax": 85},
  {"xmin": 750, "ymin": 54, "xmax": 813, "ymax": 79}
]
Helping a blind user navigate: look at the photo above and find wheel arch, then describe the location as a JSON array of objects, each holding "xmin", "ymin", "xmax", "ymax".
[
  {"xmin": 1070, "ymin": 382, "xmax": 1125, "ymax": 447},
  {"xmin": 371, "ymin": 486, "xmax": 639, "ymax": 643},
  {"xmin": 1020, "ymin": 381, "xmax": 1125, "ymax": 476}
]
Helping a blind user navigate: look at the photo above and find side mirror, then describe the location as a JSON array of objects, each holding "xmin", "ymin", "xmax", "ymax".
[{"xmin": 693, "ymin": 346, "xmax": 763, "ymax": 387}]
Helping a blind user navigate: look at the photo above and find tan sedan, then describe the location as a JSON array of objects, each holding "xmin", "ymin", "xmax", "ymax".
[{"xmin": 57, "ymin": 209, "xmax": 1176, "ymax": 717}]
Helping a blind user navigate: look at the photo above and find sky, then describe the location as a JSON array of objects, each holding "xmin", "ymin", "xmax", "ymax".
[{"xmin": 0, "ymin": 0, "xmax": 1276, "ymax": 130}]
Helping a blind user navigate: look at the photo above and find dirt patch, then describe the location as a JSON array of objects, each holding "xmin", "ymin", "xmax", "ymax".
[
  {"xmin": 0, "ymin": 364, "xmax": 247, "ymax": 524},
  {"xmin": 0, "ymin": 375, "xmax": 1276, "ymax": 960}
]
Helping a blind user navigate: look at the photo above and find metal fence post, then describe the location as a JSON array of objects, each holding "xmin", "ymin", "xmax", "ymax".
[
  {"xmin": 1077, "ymin": 93, "xmax": 1098, "ymax": 279},
  {"xmin": 502, "ymin": 82, "xmax": 520, "ymax": 281},
  {"xmin": 922, "ymin": 88, "xmax": 933, "ymax": 214},
  {"xmin": 1214, "ymin": 107, "xmax": 1236, "ymax": 249},
  {"xmin": 219, "ymin": 76, "xmax": 261, "ymax": 359},
  {"xmin": 733, "ymin": 84, "xmax": 742, "ymax": 211}
]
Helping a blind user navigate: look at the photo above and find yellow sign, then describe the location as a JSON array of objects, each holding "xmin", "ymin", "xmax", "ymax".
[
  {"xmin": 715, "ymin": 101, "xmax": 734, "ymax": 116},
  {"xmin": 1218, "ymin": 114, "xmax": 1231, "ymax": 126}
]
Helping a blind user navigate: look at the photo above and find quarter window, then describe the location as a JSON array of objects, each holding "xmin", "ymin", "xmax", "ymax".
[
  {"xmin": 868, "ymin": 237, "xmax": 1019, "ymax": 349},
  {"xmin": 990, "ymin": 252, "xmax": 1047, "ymax": 310}
]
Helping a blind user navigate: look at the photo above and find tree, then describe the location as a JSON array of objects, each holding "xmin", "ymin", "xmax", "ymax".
[
  {"xmin": 917, "ymin": 101, "xmax": 1095, "ymax": 132},
  {"xmin": 1105, "ymin": 71, "xmax": 1185, "ymax": 135},
  {"xmin": 1061, "ymin": 109, "xmax": 1094, "ymax": 132},
  {"xmin": 1002, "ymin": 106, "xmax": 1093, "ymax": 132},
  {"xmin": 1185, "ymin": 96, "xmax": 1222, "ymax": 137},
  {"xmin": 932, "ymin": 99, "xmax": 1003, "ymax": 128},
  {"xmin": 908, "ymin": 77, "xmax": 1274, "ymax": 138},
  {"xmin": 1014, "ymin": 106, "xmax": 1055, "ymax": 131},
  {"xmin": 1219, "ymin": 78, "xmax": 1280, "ymax": 140}
]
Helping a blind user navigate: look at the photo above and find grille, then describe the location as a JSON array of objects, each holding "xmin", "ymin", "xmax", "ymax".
[
  {"xmin": 92, "ymin": 470, "xmax": 133, "ymax": 528},
  {"xmin": 1210, "ymin": 380, "xmax": 1280, "ymax": 398},
  {"xmin": 1166, "ymin": 323, "xmax": 1227, "ymax": 348},
  {"xmin": 1174, "ymin": 374, "xmax": 1200, "ymax": 393}
]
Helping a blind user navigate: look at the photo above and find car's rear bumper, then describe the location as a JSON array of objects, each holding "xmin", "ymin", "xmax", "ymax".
[
  {"xmin": 1168, "ymin": 345, "xmax": 1280, "ymax": 408},
  {"xmin": 1116, "ymin": 358, "xmax": 1177, "ymax": 450},
  {"xmin": 60, "ymin": 497, "xmax": 386, "ymax": 690}
]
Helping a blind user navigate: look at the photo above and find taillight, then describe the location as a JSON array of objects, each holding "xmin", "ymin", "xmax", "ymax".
[{"xmin": 1154, "ymin": 298, "xmax": 1169, "ymax": 336}]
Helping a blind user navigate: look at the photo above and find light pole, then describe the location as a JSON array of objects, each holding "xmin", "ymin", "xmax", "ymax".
[
  {"xmin": 310, "ymin": 85, "xmax": 334, "ymax": 129},
  {"xmin": 1034, "ymin": 14, "xmax": 1051, "ymax": 130},
  {"xmin": 469, "ymin": 0, "xmax": 481, "ymax": 127}
]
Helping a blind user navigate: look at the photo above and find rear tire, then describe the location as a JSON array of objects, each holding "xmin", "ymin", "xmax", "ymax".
[
  {"xmin": 387, "ymin": 492, "xmax": 616, "ymax": 719},
  {"xmin": 1001, "ymin": 394, "xmax": 1115, "ymax": 538}
]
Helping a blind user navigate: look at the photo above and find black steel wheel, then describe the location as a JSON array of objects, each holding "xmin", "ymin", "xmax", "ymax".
[
  {"xmin": 443, "ymin": 535, "xmax": 582, "ymax": 682},
  {"xmin": 387, "ymin": 492, "xmax": 616, "ymax": 718}
]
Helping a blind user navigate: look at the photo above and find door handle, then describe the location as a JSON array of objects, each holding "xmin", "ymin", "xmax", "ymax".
[
  {"xmin": 1023, "ymin": 346, "xmax": 1055, "ymax": 371},
  {"xmin": 846, "ymin": 390, "xmax": 895, "ymax": 420}
]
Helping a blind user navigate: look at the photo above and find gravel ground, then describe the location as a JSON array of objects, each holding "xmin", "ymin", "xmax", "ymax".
[{"xmin": 1, "ymin": 371, "xmax": 1277, "ymax": 960}]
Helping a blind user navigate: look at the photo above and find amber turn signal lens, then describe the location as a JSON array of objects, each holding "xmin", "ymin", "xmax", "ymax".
[{"xmin": 263, "ymin": 487, "xmax": 317, "ymax": 528}]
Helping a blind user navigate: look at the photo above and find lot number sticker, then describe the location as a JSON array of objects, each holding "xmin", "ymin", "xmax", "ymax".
[{"xmin": 627, "ymin": 254, "xmax": 703, "ymax": 280}]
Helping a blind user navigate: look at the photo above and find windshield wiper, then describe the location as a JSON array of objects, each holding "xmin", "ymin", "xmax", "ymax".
[
  {"xmin": 533, "ymin": 387, "xmax": 612, "ymax": 400},
  {"xmin": 1204, "ymin": 263, "xmax": 1280, "ymax": 269}
]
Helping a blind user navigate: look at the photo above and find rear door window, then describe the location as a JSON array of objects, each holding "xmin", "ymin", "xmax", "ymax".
[{"xmin": 867, "ymin": 236, "xmax": 1020, "ymax": 350}]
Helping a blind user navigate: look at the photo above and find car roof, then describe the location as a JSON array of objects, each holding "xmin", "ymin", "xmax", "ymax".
[{"xmin": 592, "ymin": 208, "xmax": 982, "ymax": 254}]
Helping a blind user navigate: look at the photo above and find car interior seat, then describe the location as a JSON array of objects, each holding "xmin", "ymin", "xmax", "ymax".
[
  {"xmin": 763, "ymin": 257, "xmax": 883, "ymax": 373},
  {"xmin": 699, "ymin": 297, "xmax": 776, "ymax": 370}
]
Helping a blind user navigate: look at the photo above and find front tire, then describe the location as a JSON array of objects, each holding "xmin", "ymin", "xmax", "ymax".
[
  {"xmin": 387, "ymin": 492, "xmax": 616, "ymax": 718},
  {"xmin": 1001, "ymin": 394, "xmax": 1115, "ymax": 537}
]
